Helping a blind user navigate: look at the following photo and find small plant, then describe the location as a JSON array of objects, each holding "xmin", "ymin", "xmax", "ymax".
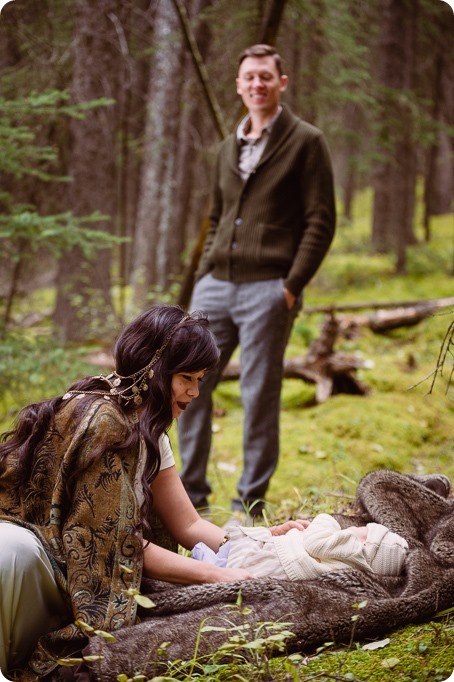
[
  {"xmin": 0, "ymin": 332, "xmax": 102, "ymax": 423},
  {"xmin": 56, "ymin": 620, "xmax": 114, "ymax": 668},
  {"xmin": 0, "ymin": 90, "xmax": 125, "ymax": 332},
  {"xmin": 63, "ymin": 588, "xmax": 305, "ymax": 682}
]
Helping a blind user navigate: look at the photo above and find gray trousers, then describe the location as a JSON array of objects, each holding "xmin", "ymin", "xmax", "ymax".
[{"xmin": 178, "ymin": 275, "xmax": 301, "ymax": 512}]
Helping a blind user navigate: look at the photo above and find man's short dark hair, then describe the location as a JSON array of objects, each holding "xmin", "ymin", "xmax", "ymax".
[{"xmin": 238, "ymin": 44, "xmax": 283, "ymax": 76}]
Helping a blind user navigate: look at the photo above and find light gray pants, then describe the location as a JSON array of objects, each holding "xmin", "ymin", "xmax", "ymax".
[
  {"xmin": 178, "ymin": 275, "xmax": 301, "ymax": 512},
  {"xmin": 0, "ymin": 522, "xmax": 67, "ymax": 675}
]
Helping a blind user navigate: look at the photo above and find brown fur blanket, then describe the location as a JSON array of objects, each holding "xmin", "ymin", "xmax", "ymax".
[{"xmin": 56, "ymin": 470, "xmax": 454, "ymax": 681}]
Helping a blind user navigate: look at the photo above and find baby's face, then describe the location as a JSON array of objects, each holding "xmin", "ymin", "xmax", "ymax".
[{"xmin": 347, "ymin": 526, "xmax": 368, "ymax": 543}]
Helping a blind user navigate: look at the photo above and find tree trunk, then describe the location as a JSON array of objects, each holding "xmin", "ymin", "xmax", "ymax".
[
  {"xmin": 116, "ymin": 1, "xmax": 156, "ymax": 323},
  {"xmin": 172, "ymin": 0, "xmax": 215, "ymax": 290},
  {"xmin": 371, "ymin": 162, "xmax": 392, "ymax": 253},
  {"xmin": 338, "ymin": 102, "xmax": 362, "ymax": 221},
  {"xmin": 258, "ymin": 0, "xmax": 288, "ymax": 43},
  {"xmin": 371, "ymin": 0, "xmax": 417, "ymax": 269},
  {"xmin": 422, "ymin": 53, "xmax": 442, "ymax": 242},
  {"xmin": 423, "ymin": 3, "xmax": 454, "ymax": 234},
  {"xmin": 285, "ymin": 17, "xmax": 302, "ymax": 115},
  {"xmin": 296, "ymin": 0, "xmax": 326, "ymax": 125},
  {"xmin": 130, "ymin": 0, "xmax": 185, "ymax": 308},
  {"xmin": 54, "ymin": 0, "xmax": 127, "ymax": 341}
]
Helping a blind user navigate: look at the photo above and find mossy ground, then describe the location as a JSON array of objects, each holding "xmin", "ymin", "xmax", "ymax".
[{"xmin": 268, "ymin": 617, "xmax": 453, "ymax": 682}]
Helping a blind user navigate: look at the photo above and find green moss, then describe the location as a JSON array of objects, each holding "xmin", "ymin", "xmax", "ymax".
[{"xmin": 279, "ymin": 619, "xmax": 454, "ymax": 682}]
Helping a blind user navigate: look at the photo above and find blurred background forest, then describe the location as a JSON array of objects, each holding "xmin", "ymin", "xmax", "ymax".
[{"xmin": 1, "ymin": 0, "xmax": 453, "ymax": 344}]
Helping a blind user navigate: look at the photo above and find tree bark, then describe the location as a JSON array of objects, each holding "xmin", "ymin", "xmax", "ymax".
[
  {"xmin": 130, "ymin": 0, "xmax": 185, "ymax": 307},
  {"xmin": 422, "ymin": 3, "xmax": 454, "ymax": 234},
  {"xmin": 54, "ymin": 0, "xmax": 127, "ymax": 341},
  {"xmin": 258, "ymin": 0, "xmax": 288, "ymax": 44},
  {"xmin": 171, "ymin": 0, "xmax": 216, "ymax": 307},
  {"xmin": 371, "ymin": 0, "xmax": 417, "ymax": 269},
  {"xmin": 115, "ymin": 1, "xmax": 156, "ymax": 323},
  {"xmin": 295, "ymin": 0, "xmax": 326, "ymax": 125},
  {"xmin": 338, "ymin": 102, "xmax": 362, "ymax": 221},
  {"xmin": 173, "ymin": 0, "xmax": 228, "ymax": 139}
]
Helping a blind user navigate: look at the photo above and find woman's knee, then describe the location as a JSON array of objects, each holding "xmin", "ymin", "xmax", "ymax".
[
  {"xmin": 0, "ymin": 523, "xmax": 66, "ymax": 671},
  {"xmin": 0, "ymin": 522, "xmax": 46, "ymax": 575}
]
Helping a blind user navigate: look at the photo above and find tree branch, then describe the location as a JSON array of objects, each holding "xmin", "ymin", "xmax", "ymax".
[{"xmin": 172, "ymin": 0, "xmax": 229, "ymax": 140}]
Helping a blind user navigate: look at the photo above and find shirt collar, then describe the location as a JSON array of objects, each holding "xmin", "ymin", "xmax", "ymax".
[{"xmin": 237, "ymin": 106, "xmax": 282, "ymax": 143}]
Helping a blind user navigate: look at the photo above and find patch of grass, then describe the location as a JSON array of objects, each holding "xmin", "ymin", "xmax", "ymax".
[{"xmin": 177, "ymin": 384, "xmax": 453, "ymax": 524}]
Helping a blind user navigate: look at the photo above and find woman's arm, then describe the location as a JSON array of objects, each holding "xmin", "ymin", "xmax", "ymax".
[
  {"xmin": 147, "ymin": 466, "xmax": 254, "ymax": 584},
  {"xmin": 142, "ymin": 541, "xmax": 253, "ymax": 584},
  {"xmin": 150, "ymin": 466, "xmax": 225, "ymax": 551}
]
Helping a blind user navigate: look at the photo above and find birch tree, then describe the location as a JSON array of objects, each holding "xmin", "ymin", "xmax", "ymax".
[{"xmin": 130, "ymin": 0, "xmax": 185, "ymax": 308}]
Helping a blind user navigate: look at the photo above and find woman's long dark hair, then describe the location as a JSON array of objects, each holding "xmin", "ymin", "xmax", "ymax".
[{"xmin": 0, "ymin": 305, "xmax": 219, "ymax": 532}]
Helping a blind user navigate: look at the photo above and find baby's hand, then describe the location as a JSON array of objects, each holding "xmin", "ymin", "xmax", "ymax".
[
  {"xmin": 269, "ymin": 519, "xmax": 310, "ymax": 536},
  {"xmin": 347, "ymin": 526, "xmax": 368, "ymax": 543}
]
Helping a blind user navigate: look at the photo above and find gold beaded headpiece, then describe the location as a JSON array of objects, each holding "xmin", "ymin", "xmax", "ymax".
[{"xmin": 63, "ymin": 313, "xmax": 191, "ymax": 406}]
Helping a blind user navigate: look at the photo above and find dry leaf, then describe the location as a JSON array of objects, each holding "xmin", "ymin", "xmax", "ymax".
[{"xmin": 363, "ymin": 638, "xmax": 390, "ymax": 650}]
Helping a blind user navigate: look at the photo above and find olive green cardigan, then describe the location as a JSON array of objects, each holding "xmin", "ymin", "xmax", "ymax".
[{"xmin": 197, "ymin": 106, "xmax": 336, "ymax": 297}]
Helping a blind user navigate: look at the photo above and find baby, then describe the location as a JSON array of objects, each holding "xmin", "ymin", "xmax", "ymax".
[{"xmin": 192, "ymin": 513, "xmax": 409, "ymax": 579}]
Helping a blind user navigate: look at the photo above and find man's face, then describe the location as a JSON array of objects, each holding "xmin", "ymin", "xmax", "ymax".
[{"xmin": 236, "ymin": 55, "xmax": 288, "ymax": 117}]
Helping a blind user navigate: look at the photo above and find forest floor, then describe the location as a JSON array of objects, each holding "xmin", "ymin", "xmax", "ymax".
[{"xmin": 1, "ymin": 190, "xmax": 453, "ymax": 680}]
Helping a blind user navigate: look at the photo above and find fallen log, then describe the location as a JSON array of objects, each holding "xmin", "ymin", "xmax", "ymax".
[
  {"xmin": 367, "ymin": 305, "xmax": 439, "ymax": 333},
  {"xmin": 306, "ymin": 297, "xmax": 454, "ymax": 335},
  {"xmin": 305, "ymin": 296, "xmax": 454, "ymax": 315},
  {"xmin": 221, "ymin": 313, "xmax": 371, "ymax": 403}
]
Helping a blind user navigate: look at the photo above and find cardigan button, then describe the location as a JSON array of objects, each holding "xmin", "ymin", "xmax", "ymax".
[{"xmin": 234, "ymin": 218, "xmax": 243, "ymax": 226}]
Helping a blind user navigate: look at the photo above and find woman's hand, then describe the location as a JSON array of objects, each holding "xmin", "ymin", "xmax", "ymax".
[
  {"xmin": 269, "ymin": 519, "xmax": 310, "ymax": 536},
  {"xmin": 211, "ymin": 567, "xmax": 256, "ymax": 583},
  {"xmin": 143, "ymin": 542, "xmax": 255, "ymax": 585}
]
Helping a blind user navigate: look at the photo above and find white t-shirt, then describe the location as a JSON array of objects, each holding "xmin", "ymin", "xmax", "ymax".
[
  {"xmin": 134, "ymin": 433, "xmax": 175, "ymax": 508},
  {"xmin": 158, "ymin": 433, "xmax": 175, "ymax": 470}
]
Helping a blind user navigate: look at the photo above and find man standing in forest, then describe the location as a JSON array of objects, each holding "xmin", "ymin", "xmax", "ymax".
[{"xmin": 179, "ymin": 44, "xmax": 336, "ymax": 520}]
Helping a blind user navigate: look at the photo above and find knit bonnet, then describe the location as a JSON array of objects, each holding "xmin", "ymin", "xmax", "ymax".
[{"xmin": 363, "ymin": 523, "xmax": 408, "ymax": 575}]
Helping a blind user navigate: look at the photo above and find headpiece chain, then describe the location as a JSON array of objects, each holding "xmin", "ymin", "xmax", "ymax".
[{"xmin": 63, "ymin": 313, "xmax": 191, "ymax": 406}]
